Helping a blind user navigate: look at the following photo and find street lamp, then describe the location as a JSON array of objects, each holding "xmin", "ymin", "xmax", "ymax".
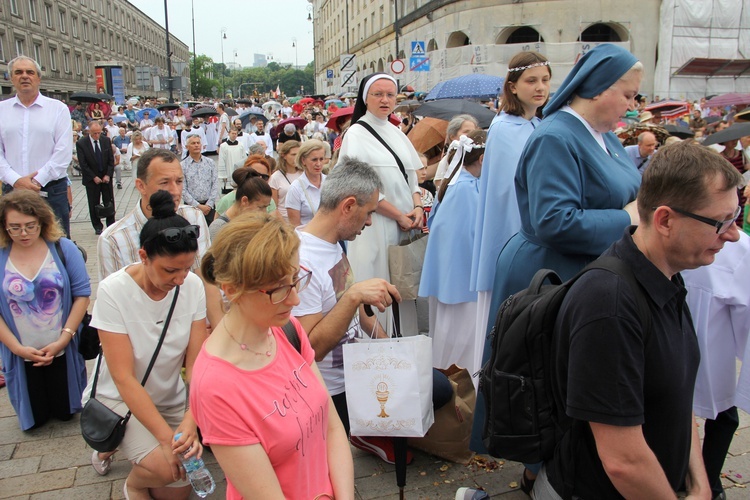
[
  {"xmin": 220, "ymin": 27, "xmax": 227, "ymax": 97},
  {"xmin": 292, "ymin": 38, "xmax": 298, "ymax": 69}
]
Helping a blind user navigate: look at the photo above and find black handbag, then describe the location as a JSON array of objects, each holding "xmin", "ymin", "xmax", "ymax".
[
  {"xmin": 80, "ymin": 286, "xmax": 180, "ymax": 452},
  {"xmin": 77, "ymin": 313, "xmax": 100, "ymax": 360},
  {"xmin": 95, "ymin": 201, "xmax": 115, "ymax": 219}
]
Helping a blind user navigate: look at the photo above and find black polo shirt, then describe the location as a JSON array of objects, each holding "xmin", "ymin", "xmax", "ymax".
[{"xmin": 548, "ymin": 227, "xmax": 700, "ymax": 499}]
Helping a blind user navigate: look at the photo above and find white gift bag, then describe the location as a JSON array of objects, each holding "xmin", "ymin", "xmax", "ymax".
[{"xmin": 343, "ymin": 334, "xmax": 434, "ymax": 437}]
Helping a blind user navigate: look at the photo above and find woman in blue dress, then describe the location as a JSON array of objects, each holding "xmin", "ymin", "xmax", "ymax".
[
  {"xmin": 471, "ymin": 43, "xmax": 644, "ymax": 495},
  {"xmin": 419, "ymin": 130, "xmax": 486, "ymax": 381}
]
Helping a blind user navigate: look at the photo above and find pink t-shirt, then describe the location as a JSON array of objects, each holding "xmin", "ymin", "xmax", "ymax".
[{"xmin": 190, "ymin": 318, "xmax": 333, "ymax": 499}]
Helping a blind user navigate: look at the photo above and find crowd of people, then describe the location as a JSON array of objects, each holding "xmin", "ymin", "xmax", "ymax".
[{"xmin": 0, "ymin": 44, "xmax": 749, "ymax": 499}]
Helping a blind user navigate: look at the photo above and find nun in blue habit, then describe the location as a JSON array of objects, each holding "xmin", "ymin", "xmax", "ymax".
[
  {"xmin": 419, "ymin": 130, "xmax": 486, "ymax": 382},
  {"xmin": 470, "ymin": 43, "xmax": 643, "ymax": 485}
]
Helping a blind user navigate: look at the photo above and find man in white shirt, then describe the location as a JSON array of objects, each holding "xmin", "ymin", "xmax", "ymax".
[
  {"xmin": 0, "ymin": 56, "xmax": 73, "ymax": 237},
  {"xmin": 104, "ymin": 117, "xmax": 120, "ymax": 140},
  {"xmin": 144, "ymin": 117, "xmax": 174, "ymax": 150},
  {"xmin": 249, "ymin": 120, "xmax": 273, "ymax": 156},
  {"xmin": 216, "ymin": 103, "xmax": 231, "ymax": 146}
]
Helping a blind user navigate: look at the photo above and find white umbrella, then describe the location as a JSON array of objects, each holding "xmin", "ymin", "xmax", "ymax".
[{"xmin": 262, "ymin": 101, "xmax": 282, "ymax": 110}]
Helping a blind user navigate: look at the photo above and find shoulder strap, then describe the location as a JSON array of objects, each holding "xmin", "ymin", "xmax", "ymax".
[
  {"xmin": 282, "ymin": 320, "xmax": 301, "ymax": 354},
  {"xmin": 355, "ymin": 121, "xmax": 408, "ymax": 183},
  {"xmin": 54, "ymin": 240, "xmax": 66, "ymax": 267}
]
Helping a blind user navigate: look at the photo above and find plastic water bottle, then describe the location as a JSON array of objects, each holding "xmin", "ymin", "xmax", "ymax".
[{"xmin": 174, "ymin": 432, "xmax": 215, "ymax": 497}]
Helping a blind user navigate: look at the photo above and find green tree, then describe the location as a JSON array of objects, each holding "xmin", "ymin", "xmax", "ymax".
[{"xmin": 190, "ymin": 54, "xmax": 220, "ymax": 98}]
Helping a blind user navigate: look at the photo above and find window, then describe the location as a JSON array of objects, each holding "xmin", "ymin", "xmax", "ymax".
[
  {"xmin": 44, "ymin": 3, "xmax": 52, "ymax": 28},
  {"xmin": 10, "ymin": 0, "xmax": 19, "ymax": 16},
  {"xmin": 0, "ymin": 36, "xmax": 5, "ymax": 62},
  {"xmin": 81, "ymin": 0, "xmax": 85, "ymax": 6},
  {"xmin": 15, "ymin": 38, "xmax": 24, "ymax": 56},
  {"xmin": 101, "ymin": 29, "xmax": 106, "ymax": 48},
  {"xmin": 82, "ymin": 20, "xmax": 88, "ymax": 41},
  {"xmin": 71, "ymin": 15, "xmax": 77, "ymax": 37},
  {"xmin": 49, "ymin": 47, "xmax": 57, "ymax": 70},
  {"xmin": 75, "ymin": 53, "xmax": 81, "ymax": 74},
  {"xmin": 86, "ymin": 56, "xmax": 92, "ymax": 76},
  {"xmin": 109, "ymin": 32, "xmax": 113, "ymax": 50},
  {"xmin": 33, "ymin": 42, "xmax": 41, "ymax": 64},
  {"xmin": 28, "ymin": 0, "xmax": 37, "ymax": 22},
  {"xmin": 92, "ymin": 24, "xmax": 98, "ymax": 45},
  {"xmin": 63, "ymin": 50, "xmax": 70, "ymax": 73},
  {"xmin": 59, "ymin": 10, "xmax": 66, "ymax": 33}
]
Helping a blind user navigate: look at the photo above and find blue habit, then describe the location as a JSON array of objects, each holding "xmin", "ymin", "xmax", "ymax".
[{"xmin": 0, "ymin": 238, "xmax": 90, "ymax": 430}]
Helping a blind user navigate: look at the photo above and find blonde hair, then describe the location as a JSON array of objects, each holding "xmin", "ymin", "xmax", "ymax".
[
  {"xmin": 295, "ymin": 139, "xmax": 327, "ymax": 171},
  {"xmin": 0, "ymin": 190, "xmax": 64, "ymax": 247},
  {"xmin": 201, "ymin": 212, "xmax": 300, "ymax": 302}
]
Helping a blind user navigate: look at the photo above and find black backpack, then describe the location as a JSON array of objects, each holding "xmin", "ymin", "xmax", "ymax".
[{"xmin": 479, "ymin": 256, "xmax": 651, "ymax": 464}]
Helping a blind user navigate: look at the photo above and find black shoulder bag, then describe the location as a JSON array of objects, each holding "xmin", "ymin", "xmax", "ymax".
[
  {"xmin": 80, "ymin": 286, "xmax": 180, "ymax": 452},
  {"xmin": 355, "ymin": 121, "xmax": 409, "ymax": 183}
]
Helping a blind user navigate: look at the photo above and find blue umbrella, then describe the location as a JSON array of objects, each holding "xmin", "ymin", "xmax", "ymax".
[
  {"xmin": 112, "ymin": 115, "xmax": 127, "ymax": 123},
  {"xmin": 136, "ymin": 107, "xmax": 160, "ymax": 121},
  {"xmin": 425, "ymin": 74, "xmax": 504, "ymax": 101},
  {"xmin": 325, "ymin": 99, "xmax": 345, "ymax": 108}
]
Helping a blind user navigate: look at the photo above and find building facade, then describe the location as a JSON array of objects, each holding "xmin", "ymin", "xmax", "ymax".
[
  {"xmin": 0, "ymin": 0, "xmax": 190, "ymax": 100},
  {"xmin": 310, "ymin": 0, "xmax": 661, "ymax": 97}
]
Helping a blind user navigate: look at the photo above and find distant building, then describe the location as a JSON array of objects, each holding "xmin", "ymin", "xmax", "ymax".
[
  {"xmin": 254, "ymin": 53, "xmax": 268, "ymax": 67},
  {"xmin": 0, "ymin": 0, "xmax": 191, "ymax": 100}
]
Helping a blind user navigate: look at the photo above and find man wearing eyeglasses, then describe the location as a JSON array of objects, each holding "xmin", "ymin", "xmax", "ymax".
[{"xmin": 535, "ymin": 142, "xmax": 742, "ymax": 499}]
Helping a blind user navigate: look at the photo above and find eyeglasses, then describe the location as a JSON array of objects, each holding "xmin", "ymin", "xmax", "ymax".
[
  {"xmin": 369, "ymin": 92, "xmax": 397, "ymax": 101},
  {"xmin": 668, "ymin": 206, "xmax": 741, "ymax": 234},
  {"xmin": 6, "ymin": 222, "xmax": 40, "ymax": 236},
  {"xmin": 258, "ymin": 266, "xmax": 312, "ymax": 304},
  {"xmin": 143, "ymin": 225, "xmax": 200, "ymax": 245}
]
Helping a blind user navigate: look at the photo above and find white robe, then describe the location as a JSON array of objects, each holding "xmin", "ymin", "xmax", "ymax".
[
  {"xmin": 337, "ymin": 111, "xmax": 421, "ymax": 335},
  {"xmin": 683, "ymin": 231, "xmax": 750, "ymax": 419}
]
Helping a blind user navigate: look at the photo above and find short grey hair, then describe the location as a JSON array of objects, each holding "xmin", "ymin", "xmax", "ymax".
[
  {"xmin": 319, "ymin": 156, "xmax": 383, "ymax": 212},
  {"xmin": 446, "ymin": 114, "xmax": 479, "ymax": 139},
  {"xmin": 8, "ymin": 56, "xmax": 42, "ymax": 76},
  {"xmin": 185, "ymin": 133, "xmax": 202, "ymax": 144},
  {"xmin": 248, "ymin": 143, "xmax": 266, "ymax": 156}
]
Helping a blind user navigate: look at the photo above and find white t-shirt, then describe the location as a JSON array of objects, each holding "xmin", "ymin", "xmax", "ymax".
[
  {"xmin": 285, "ymin": 172, "xmax": 326, "ymax": 225},
  {"xmin": 293, "ymin": 230, "xmax": 359, "ymax": 396},
  {"xmin": 83, "ymin": 268, "xmax": 206, "ymax": 409},
  {"xmin": 268, "ymin": 169, "xmax": 303, "ymax": 220}
]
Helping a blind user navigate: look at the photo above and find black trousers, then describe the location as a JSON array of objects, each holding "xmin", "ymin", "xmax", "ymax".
[
  {"xmin": 24, "ymin": 354, "xmax": 73, "ymax": 429},
  {"xmin": 703, "ymin": 406, "xmax": 739, "ymax": 496},
  {"xmin": 85, "ymin": 179, "xmax": 115, "ymax": 230}
]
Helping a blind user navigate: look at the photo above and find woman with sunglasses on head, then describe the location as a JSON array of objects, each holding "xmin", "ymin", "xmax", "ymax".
[
  {"xmin": 214, "ymin": 154, "xmax": 278, "ymax": 217},
  {"xmin": 0, "ymin": 191, "xmax": 90, "ymax": 431},
  {"xmin": 192, "ymin": 212, "xmax": 354, "ymax": 500},
  {"xmin": 209, "ymin": 168, "xmax": 272, "ymax": 240},
  {"xmin": 82, "ymin": 190, "xmax": 208, "ymax": 500}
]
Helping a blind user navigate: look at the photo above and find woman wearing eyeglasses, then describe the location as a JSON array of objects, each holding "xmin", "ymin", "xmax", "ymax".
[
  {"xmin": 0, "ymin": 190, "xmax": 90, "ymax": 431},
  {"xmin": 286, "ymin": 139, "xmax": 329, "ymax": 227},
  {"xmin": 191, "ymin": 212, "xmax": 354, "ymax": 500},
  {"xmin": 82, "ymin": 190, "xmax": 208, "ymax": 500}
]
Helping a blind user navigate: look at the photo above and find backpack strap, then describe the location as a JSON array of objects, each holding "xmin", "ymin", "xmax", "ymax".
[
  {"xmin": 354, "ymin": 121, "xmax": 409, "ymax": 183},
  {"xmin": 282, "ymin": 320, "xmax": 301, "ymax": 354}
]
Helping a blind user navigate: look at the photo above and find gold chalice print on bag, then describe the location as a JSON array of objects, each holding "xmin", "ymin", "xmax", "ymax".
[{"xmin": 376, "ymin": 381, "xmax": 390, "ymax": 418}]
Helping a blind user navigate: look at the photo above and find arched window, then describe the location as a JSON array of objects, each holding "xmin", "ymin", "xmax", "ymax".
[
  {"xmin": 505, "ymin": 27, "xmax": 544, "ymax": 44},
  {"xmin": 377, "ymin": 58, "xmax": 384, "ymax": 72},
  {"xmin": 446, "ymin": 31, "xmax": 470, "ymax": 48},
  {"xmin": 578, "ymin": 23, "xmax": 627, "ymax": 42},
  {"xmin": 427, "ymin": 39, "xmax": 438, "ymax": 52}
]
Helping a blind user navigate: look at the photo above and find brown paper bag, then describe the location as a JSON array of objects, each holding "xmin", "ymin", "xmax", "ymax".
[
  {"xmin": 408, "ymin": 364, "xmax": 476, "ymax": 464},
  {"xmin": 388, "ymin": 233, "xmax": 428, "ymax": 300}
]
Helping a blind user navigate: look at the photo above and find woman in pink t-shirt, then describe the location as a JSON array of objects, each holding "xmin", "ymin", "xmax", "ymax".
[{"xmin": 191, "ymin": 213, "xmax": 354, "ymax": 500}]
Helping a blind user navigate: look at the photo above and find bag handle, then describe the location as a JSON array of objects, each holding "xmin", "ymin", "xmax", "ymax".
[
  {"xmin": 355, "ymin": 121, "xmax": 409, "ymax": 184},
  {"xmin": 90, "ymin": 285, "xmax": 181, "ymax": 402},
  {"xmin": 363, "ymin": 293, "xmax": 402, "ymax": 339}
]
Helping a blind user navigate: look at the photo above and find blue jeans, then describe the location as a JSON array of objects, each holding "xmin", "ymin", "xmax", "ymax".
[{"xmin": 2, "ymin": 178, "xmax": 70, "ymax": 238}]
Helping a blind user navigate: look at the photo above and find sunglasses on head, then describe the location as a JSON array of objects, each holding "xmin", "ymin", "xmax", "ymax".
[{"xmin": 143, "ymin": 225, "xmax": 200, "ymax": 246}]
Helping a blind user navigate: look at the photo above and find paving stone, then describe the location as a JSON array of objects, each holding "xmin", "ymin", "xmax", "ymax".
[
  {"xmin": 0, "ymin": 416, "xmax": 51, "ymax": 447},
  {"xmin": 14, "ymin": 435, "xmax": 88, "ymax": 460},
  {"xmin": 74, "ymin": 459, "xmax": 130, "ymax": 487},
  {"xmin": 47, "ymin": 417, "xmax": 83, "ymax": 439},
  {"xmin": 729, "ymin": 427, "xmax": 750, "ymax": 456},
  {"xmin": 0, "ymin": 456, "xmax": 40, "ymax": 480},
  {"xmin": 726, "ymin": 485, "xmax": 749, "ymax": 499},
  {"xmin": 722, "ymin": 452, "xmax": 750, "ymax": 485},
  {"xmin": 0, "ymin": 469, "xmax": 75, "ymax": 498},
  {"xmin": 0, "ymin": 444, "xmax": 15, "ymax": 461},
  {"xmin": 30, "ymin": 482, "xmax": 111, "ymax": 500}
]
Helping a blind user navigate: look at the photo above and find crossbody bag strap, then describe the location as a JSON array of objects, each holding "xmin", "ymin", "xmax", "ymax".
[{"xmin": 355, "ymin": 121, "xmax": 409, "ymax": 183}]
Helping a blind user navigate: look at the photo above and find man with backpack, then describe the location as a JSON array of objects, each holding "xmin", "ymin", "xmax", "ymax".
[{"xmin": 534, "ymin": 142, "xmax": 741, "ymax": 498}]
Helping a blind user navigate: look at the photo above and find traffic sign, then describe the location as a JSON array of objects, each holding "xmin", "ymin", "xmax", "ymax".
[
  {"xmin": 326, "ymin": 69, "xmax": 334, "ymax": 79},
  {"xmin": 340, "ymin": 54, "xmax": 356, "ymax": 72},
  {"xmin": 391, "ymin": 59, "xmax": 405, "ymax": 74},
  {"xmin": 411, "ymin": 41, "xmax": 425, "ymax": 56},
  {"xmin": 341, "ymin": 71, "xmax": 357, "ymax": 88},
  {"xmin": 410, "ymin": 57, "xmax": 430, "ymax": 72}
]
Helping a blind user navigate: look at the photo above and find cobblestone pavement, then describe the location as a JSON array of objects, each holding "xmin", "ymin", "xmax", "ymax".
[{"xmin": 0, "ymin": 173, "xmax": 749, "ymax": 499}]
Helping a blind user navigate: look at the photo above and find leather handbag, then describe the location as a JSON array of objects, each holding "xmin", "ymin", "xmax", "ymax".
[
  {"xmin": 95, "ymin": 201, "xmax": 115, "ymax": 219},
  {"xmin": 77, "ymin": 313, "xmax": 100, "ymax": 360},
  {"xmin": 80, "ymin": 286, "xmax": 180, "ymax": 452}
]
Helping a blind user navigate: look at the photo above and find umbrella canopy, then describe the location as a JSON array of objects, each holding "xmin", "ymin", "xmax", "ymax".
[
  {"xmin": 706, "ymin": 93, "xmax": 750, "ymax": 108},
  {"xmin": 394, "ymin": 100, "xmax": 421, "ymax": 114},
  {"xmin": 70, "ymin": 91, "xmax": 108, "ymax": 103},
  {"xmin": 415, "ymin": 99, "xmax": 497, "ymax": 128},
  {"xmin": 616, "ymin": 123, "xmax": 671, "ymax": 146},
  {"xmin": 425, "ymin": 74, "xmax": 504, "ymax": 101},
  {"xmin": 644, "ymin": 100, "xmax": 690, "ymax": 119},
  {"xmin": 262, "ymin": 101, "xmax": 282, "ymax": 110},
  {"xmin": 112, "ymin": 115, "xmax": 128, "ymax": 123},
  {"xmin": 239, "ymin": 111, "xmax": 268, "ymax": 128},
  {"xmin": 190, "ymin": 107, "xmax": 219, "ymax": 119},
  {"xmin": 236, "ymin": 98, "xmax": 253, "ymax": 105},
  {"xmin": 340, "ymin": 91, "xmax": 357, "ymax": 98},
  {"xmin": 325, "ymin": 99, "xmax": 345, "ymax": 108},
  {"xmin": 664, "ymin": 124, "xmax": 695, "ymax": 139},
  {"xmin": 95, "ymin": 92, "xmax": 113, "ymax": 101},
  {"xmin": 136, "ymin": 107, "xmax": 160, "ymax": 121},
  {"xmin": 735, "ymin": 108, "xmax": 750, "ymax": 122},
  {"xmin": 325, "ymin": 107, "xmax": 354, "ymax": 133},
  {"xmin": 225, "ymin": 107, "xmax": 239, "ymax": 117},
  {"xmin": 299, "ymin": 97, "xmax": 315, "ymax": 105},
  {"xmin": 87, "ymin": 101, "xmax": 111, "ymax": 119},
  {"xmin": 156, "ymin": 103, "xmax": 180, "ymax": 111},
  {"xmin": 288, "ymin": 96, "xmax": 303, "ymax": 104},
  {"xmin": 275, "ymin": 117, "xmax": 308, "ymax": 134},
  {"xmin": 701, "ymin": 122, "xmax": 750, "ymax": 146},
  {"xmin": 407, "ymin": 117, "xmax": 448, "ymax": 154}
]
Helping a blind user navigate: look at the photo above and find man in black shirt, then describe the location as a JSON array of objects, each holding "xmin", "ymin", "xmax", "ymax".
[{"xmin": 536, "ymin": 142, "xmax": 743, "ymax": 499}]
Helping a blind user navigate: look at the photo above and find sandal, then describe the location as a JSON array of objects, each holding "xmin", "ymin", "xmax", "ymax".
[{"xmin": 520, "ymin": 469, "xmax": 536, "ymax": 497}]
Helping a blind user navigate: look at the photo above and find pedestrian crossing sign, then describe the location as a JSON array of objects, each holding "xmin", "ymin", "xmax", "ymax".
[{"xmin": 411, "ymin": 41, "xmax": 425, "ymax": 56}]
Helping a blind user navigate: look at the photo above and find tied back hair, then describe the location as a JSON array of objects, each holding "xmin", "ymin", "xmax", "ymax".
[
  {"xmin": 139, "ymin": 190, "xmax": 197, "ymax": 258},
  {"xmin": 437, "ymin": 129, "xmax": 487, "ymax": 203},
  {"xmin": 233, "ymin": 167, "xmax": 272, "ymax": 204}
]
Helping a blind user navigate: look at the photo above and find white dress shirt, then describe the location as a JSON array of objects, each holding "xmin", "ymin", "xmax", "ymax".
[
  {"xmin": 144, "ymin": 125, "xmax": 174, "ymax": 149},
  {"xmin": 0, "ymin": 93, "xmax": 72, "ymax": 186}
]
